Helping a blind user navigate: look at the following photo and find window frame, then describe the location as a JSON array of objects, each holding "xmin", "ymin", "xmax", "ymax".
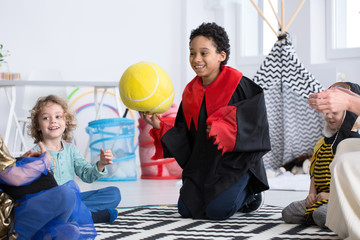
[
  {"xmin": 326, "ymin": 0, "xmax": 360, "ymax": 59},
  {"xmin": 235, "ymin": 0, "xmax": 279, "ymax": 66}
]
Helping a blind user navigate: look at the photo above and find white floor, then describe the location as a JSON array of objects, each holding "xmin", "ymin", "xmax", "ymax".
[{"xmin": 76, "ymin": 170, "xmax": 308, "ymax": 209}]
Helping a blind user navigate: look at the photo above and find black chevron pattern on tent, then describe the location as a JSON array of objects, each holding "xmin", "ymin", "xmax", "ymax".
[{"xmin": 253, "ymin": 37, "xmax": 325, "ymax": 169}]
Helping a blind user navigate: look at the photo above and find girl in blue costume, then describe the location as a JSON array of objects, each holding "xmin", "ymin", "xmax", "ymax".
[
  {"xmin": 26, "ymin": 94, "xmax": 120, "ymax": 223},
  {"xmin": 0, "ymin": 135, "xmax": 96, "ymax": 239},
  {"xmin": 140, "ymin": 22, "xmax": 271, "ymax": 220}
]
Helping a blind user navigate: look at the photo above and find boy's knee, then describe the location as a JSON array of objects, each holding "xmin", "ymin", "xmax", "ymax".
[
  {"xmin": 111, "ymin": 187, "xmax": 121, "ymax": 198},
  {"xmin": 312, "ymin": 208, "xmax": 327, "ymax": 228},
  {"xmin": 106, "ymin": 186, "xmax": 121, "ymax": 204},
  {"xmin": 178, "ymin": 206, "xmax": 192, "ymax": 218},
  {"xmin": 281, "ymin": 200, "xmax": 307, "ymax": 224},
  {"xmin": 281, "ymin": 205, "xmax": 300, "ymax": 224},
  {"xmin": 177, "ymin": 198, "xmax": 191, "ymax": 218},
  {"xmin": 205, "ymin": 204, "xmax": 233, "ymax": 220},
  {"xmin": 282, "ymin": 208, "xmax": 291, "ymax": 223}
]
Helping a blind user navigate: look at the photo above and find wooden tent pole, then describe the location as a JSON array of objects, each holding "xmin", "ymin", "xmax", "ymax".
[
  {"xmin": 268, "ymin": 0, "xmax": 281, "ymax": 29},
  {"xmin": 281, "ymin": 0, "xmax": 285, "ymax": 34},
  {"xmin": 283, "ymin": 0, "xmax": 306, "ymax": 33},
  {"xmin": 249, "ymin": 0, "xmax": 279, "ymax": 37}
]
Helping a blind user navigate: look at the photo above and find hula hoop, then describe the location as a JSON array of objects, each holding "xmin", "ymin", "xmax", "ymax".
[
  {"xmin": 68, "ymin": 88, "xmax": 137, "ymax": 121},
  {"xmin": 70, "ymin": 89, "xmax": 115, "ymax": 108},
  {"xmin": 75, "ymin": 103, "xmax": 119, "ymax": 116}
]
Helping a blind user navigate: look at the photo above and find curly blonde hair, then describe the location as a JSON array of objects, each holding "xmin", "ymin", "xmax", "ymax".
[{"xmin": 28, "ymin": 94, "xmax": 77, "ymax": 143}]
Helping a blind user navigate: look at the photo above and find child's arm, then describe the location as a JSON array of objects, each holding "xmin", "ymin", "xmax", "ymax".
[
  {"xmin": 308, "ymin": 87, "xmax": 360, "ymax": 115},
  {"xmin": 97, "ymin": 148, "xmax": 113, "ymax": 172},
  {"xmin": 0, "ymin": 143, "xmax": 51, "ymax": 186},
  {"xmin": 72, "ymin": 145, "xmax": 107, "ymax": 183},
  {"xmin": 305, "ymin": 176, "xmax": 317, "ymax": 207}
]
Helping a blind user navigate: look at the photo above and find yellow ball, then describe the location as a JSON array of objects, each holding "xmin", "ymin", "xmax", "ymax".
[{"xmin": 119, "ymin": 61, "xmax": 174, "ymax": 114}]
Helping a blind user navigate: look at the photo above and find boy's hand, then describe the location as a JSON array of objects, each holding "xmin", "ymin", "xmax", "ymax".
[
  {"xmin": 316, "ymin": 192, "xmax": 329, "ymax": 202},
  {"xmin": 139, "ymin": 112, "xmax": 161, "ymax": 129},
  {"xmin": 21, "ymin": 150, "xmax": 33, "ymax": 157},
  {"xmin": 22, "ymin": 142, "xmax": 48, "ymax": 158},
  {"xmin": 97, "ymin": 148, "xmax": 113, "ymax": 172},
  {"xmin": 22, "ymin": 142, "xmax": 52, "ymax": 170},
  {"xmin": 22, "ymin": 149, "xmax": 43, "ymax": 158},
  {"xmin": 305, "ymin": 193, "xmax": 317, "ymax": 207}
]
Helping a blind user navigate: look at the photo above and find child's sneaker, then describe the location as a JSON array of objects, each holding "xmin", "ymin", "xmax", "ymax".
[
  {"xmin": 239, "ymin": 192, "xmax": 264, "ymax": 213},
  {"xmin": 91, "ymin": 208, "xmax": 118, "ymax": 223},
  {"xmin": 108, "ymin": 208, "xmax": 118, "ymax": 223}
]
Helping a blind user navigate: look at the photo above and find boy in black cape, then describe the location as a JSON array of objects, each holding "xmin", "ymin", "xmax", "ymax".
[{"xmin": 141, "ymin": 22, "xmax": 271, "ymax": 219}]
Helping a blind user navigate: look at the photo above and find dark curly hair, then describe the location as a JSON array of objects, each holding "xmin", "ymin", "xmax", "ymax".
[
  {"xmin": 28, "ymin": 94, "xmax": 77, "ymax": 144},
  {"xmin": 189, "ymin": 22, "xmax": 230, "ymax": 66}
]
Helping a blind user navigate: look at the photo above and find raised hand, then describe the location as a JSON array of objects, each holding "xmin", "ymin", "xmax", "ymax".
[
  {"xmin": 97, "ymin": 148, "xmax": 113, "ymax": 172},
  {"xmin": 139, "ymin": 112, "xmax": 161, "ymax": 129}
]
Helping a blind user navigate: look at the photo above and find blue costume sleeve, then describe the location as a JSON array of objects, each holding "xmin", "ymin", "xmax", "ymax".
[{"xmin": 0, "ymin": 153, "xmax": 52, "ymax": 186}]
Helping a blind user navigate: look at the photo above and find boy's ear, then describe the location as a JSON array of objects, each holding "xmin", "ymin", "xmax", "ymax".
[{"xmin": 219, "ymin": 51, "xmax": 226, "ymax": 62}]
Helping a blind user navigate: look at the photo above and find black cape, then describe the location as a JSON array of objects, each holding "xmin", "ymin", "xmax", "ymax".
[{"xmin": 162, "ymin": 76, "xmax": 271, "ymax": 218}]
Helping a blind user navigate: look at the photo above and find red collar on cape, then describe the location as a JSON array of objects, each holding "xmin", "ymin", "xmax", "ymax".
[{"xmin": 182, "ymin": 66, "xmax": 243, "ymax": 130}]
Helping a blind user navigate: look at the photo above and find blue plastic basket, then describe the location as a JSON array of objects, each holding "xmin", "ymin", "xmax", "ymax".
[{"xmin": 86, "ymin": 118, "xmax": 137, "ymax": 181}]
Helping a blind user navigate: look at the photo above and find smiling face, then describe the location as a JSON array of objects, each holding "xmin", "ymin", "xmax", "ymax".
[
  {"xmin": 325, "ymin": 111, "xmax": 345, "ymax": 131},
  {"xmin": 189, "ymin": 36, "xmax": 226, "ymax": 85},
  {"xmin": 37, "ymin": 102, "xmax": 66, "ymax": 142}
]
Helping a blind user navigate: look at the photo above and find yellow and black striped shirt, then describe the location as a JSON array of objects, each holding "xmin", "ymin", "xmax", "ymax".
[
  {"xmin": 305, "ymin": 141, "xmax": 333, "ymax": 220},
  {"xmin": 312, "ymin": 142, "xmax": 333, "ymax": 193}
]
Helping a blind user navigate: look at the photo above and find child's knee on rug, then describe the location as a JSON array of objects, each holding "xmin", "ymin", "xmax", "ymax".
[
  {"xmin": 177, "ymin": 197, "xmax": 192, "ymax": 218},
  {"xmin": 105, "ymin": 186, "xmax": 121, "ymax": 207},
  {"xmin": 282, "ymin": 200, "xmax": 307, "ymax": 224},
  {"xmin": 81, "ymin": 186, "xmax": 121, "ymax": 212},
  {"xmin": 205, "ymin": 199, "xmax": 240, "ymax": 220},
  {"xmin": 312, "ymin": 205, "xmax": 327, "ymax": 228}
]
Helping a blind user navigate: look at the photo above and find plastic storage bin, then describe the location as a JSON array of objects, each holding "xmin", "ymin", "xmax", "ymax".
[
  {"xmin": 138, "ymin": 104, "xmax": 182, "ymax": 179},
  {"xmin": 86, "ymin": 118, "xmax": 137, "ymax": 181}
]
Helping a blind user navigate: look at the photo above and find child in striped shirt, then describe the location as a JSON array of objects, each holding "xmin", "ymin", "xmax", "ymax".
[{"xmin": 282, "ymin": 82, "xmax": 360, "ymax": 228}]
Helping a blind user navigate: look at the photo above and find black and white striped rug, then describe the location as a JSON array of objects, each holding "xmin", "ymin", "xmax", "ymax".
[{"xmin": 94, "ymin": 205, "xmax": 339, "ymax": 240}]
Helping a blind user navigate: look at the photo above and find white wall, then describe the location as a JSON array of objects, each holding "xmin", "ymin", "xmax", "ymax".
[
  {"xmin": 0, "ymin": 0, "xmax": 187, "ymax": 155},
  {"xmin": 1, "ymin": 0, "xmax": 360, "ymax": 157},
  {"xmin": 1, "ymin": 0, "xmax": 183, "ymax": 86}
]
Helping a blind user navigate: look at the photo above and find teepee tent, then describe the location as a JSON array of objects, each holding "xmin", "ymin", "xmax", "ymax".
[{"xmin": 251, "ymin": 0, "xmax": 325, "ymax": 169}]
